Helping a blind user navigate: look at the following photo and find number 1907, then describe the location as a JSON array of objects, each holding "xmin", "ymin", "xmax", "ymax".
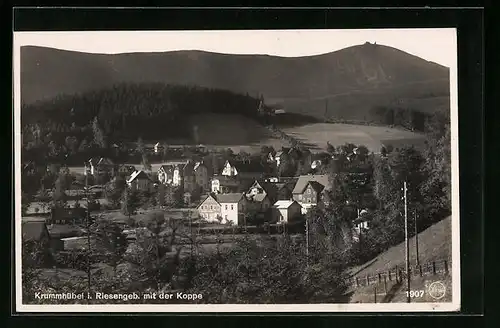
[{"xmin": 406, "ymin": 290, "xmax": 425, "ymax": 298}]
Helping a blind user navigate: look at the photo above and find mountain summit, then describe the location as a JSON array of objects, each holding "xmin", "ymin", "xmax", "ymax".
[{"xmin": 20, "ymin": 43, "xmax": 450, "ymax": 119}]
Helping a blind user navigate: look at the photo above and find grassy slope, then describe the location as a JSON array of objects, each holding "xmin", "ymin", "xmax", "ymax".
[
  {"xmin": 21, "ymin": 43, "xmax": 449, "ymax": 121},
  {"xmin": 346, "ymin": 216, "xmax": 453, "ymax": 303},
  {"xmin": 349, "ymin": 216, "xmax": 452, "ymax": 278}
]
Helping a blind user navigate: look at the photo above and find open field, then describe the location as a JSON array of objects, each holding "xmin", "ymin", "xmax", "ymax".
[
  {"xmin": 188, "ymin": 113, "xmax": 292, "ymax": 153},
  {"xmin": 282, "ymin": 122, "xmax": 428, "ymax": 153},
  {"xmin": 348, "ymin": 216, "xmax": 451, "ymax": 278}
]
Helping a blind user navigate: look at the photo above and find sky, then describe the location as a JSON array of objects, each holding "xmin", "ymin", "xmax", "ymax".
[{"xmin": 13, "ymin": 28, "xmax": 457, "ymax": 68}]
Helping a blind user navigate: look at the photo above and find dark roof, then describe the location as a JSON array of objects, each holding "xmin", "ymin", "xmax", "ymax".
[
  {"xmin": 308, "ymin": 181, "xmax": 326, "ymax": 194},
  {"xmin": 249, "ymin": 180, "xmax": 278, "ymax": 199},
  {"xmin": 216, "ymin": 193, "xmax": 245, "ymax": 203},
  {"xmin": 22, "ymin": 221, "xmax": 49, "ymax": 242},
  {"xmin": 292, "ymin": 175, "xmax": 331, "ymax": 194}
]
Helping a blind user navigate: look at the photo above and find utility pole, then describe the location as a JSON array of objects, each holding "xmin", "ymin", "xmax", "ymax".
[
  {"xmin": 305, "ymin": 218, "xmax": 309, "ymax": 261},
  {"xmin": 404, "ymin": 181, "xmax": 410, "ymax": 303},
  {"xmin": 414, "ymin": 210, "xmax": 420, "ymax": 267},
  {"xmin": 85, "ymin": 166, "xmax": 92, "ymax": 300}
]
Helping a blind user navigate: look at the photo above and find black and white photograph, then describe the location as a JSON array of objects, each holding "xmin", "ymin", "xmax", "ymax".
[{"xmin": 14, "ymin": 28, "xmax": 460, "ymax": 312}]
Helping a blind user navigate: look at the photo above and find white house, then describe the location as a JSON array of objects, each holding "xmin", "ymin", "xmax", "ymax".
[
  {"xmin": 127, "ymin": 170, "xmax": 153, "ymax": 192},
  {"xmin": 218, "ymin": 193, "xmax": 247, "ymax": 226},
  {"xmin": 197, "ymin": 194, "xmax": 222, "ymax": 222},
  {"xmin": 221, "ymin": 160, "xmax": 238, "ymax": 177},
  {"xmin": 272, "ymin": 200, "xmax": 302, "ymax": 223}
]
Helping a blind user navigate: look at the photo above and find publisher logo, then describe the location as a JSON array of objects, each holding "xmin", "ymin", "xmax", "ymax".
[{"xmin": 427, "ymin": 281, "xmax": 446, "ymax": 300}]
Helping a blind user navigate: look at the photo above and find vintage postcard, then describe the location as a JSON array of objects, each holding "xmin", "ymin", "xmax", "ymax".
[{"xmin": 14, "ymin": 28, "xmax": 460, "ymax": 312}]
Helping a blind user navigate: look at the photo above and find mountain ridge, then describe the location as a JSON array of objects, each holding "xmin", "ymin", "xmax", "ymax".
[{"xmin": 20, "ymin": 43, "xmax": 450, "ymax": 120}]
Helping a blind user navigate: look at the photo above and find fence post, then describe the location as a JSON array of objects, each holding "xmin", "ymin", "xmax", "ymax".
[
  {"xmin": 444, "ymin": 260, "xmax": 449, "ymax": 275},
  {"xmin": 366, "ymin": 275, "xmax": 369, "ymax": 286},
  {"xmin": 384, "ymin": 276, "xmax": 388, "ymax": 295},
  {"xmin": 388, "ymin": 270, "xmax": 392, "ymax": 281},
  {"xmin": 418, "ymin": 265, "xmax": 423, "ymax": 277},
  {"xmin": 432, "ymin": 261, "xmax": 437, "ymax": 275},
  {"xmin": 374, "ymin": 286, "xmax": 377, "ymax": 303},
  {"xmin": 378, "ymin": 273, "xmax": 381, "ymax": 284},
  {"xmin": 355, "ymin": 277, "xmax": 359, "ymax": 288}
]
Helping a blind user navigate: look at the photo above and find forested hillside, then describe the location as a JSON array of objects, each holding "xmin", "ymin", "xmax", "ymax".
[
  {"xmin": 21, "ymin": 43, "xmax": 450, "ymax": 122},
  {"xmin": 22, "ymin": 83, "xmax": 261, "ymax": 143}
]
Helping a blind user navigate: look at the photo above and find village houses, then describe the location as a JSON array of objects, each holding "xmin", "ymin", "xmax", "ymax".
[
  {"xmin": 211, "ymin": 175, "xmax": 240, "ymax": 194},
  {"xmin": 84, "ymin": 157, "xmax": 116, "ymax": 177},
  {"xmin": 220, "ymin": 160, "xmax": 266, "ymax": 181},
  {"xmin": 218, "ymin": 193, "xmax": 247, "ymax": 225},
  {"xmin": 197, "ymin": 193, "xmax": 222, "ymax": 222},
  {"xmin": 157, "ymin": 160, "xmax": 209, "ymax": 192},
  {"xmin": 197, "ymin": 193, "xmax": 247, "ymax": 225},
  {"xmin": 271, "ymin": 200, "xmax": 302, "ymax": 223},
  {"xmin": 127, "ymin": 170, "xmax": 153, "ymax": 192},
  {"xmin": 118, "ymin": 164, "xmax": 136, "ymax": 177},
  {"xmin": 157, "ymin": 160, "xmax": 189, "ymax": 186},
  {"xmin": 245, "ymin": 180, "xmax": 276, "ymax": 212},
  {"xmin": 292, "ymin": 174, "xmax": 332, "ymax": 214}
]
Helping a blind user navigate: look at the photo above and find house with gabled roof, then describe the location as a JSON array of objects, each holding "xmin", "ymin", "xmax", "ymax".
[
  {"xmin": 218, "ymin": 193, "xmax": 248, "ymax": 225},
  {"xmin": 157, "ymin": 159, "xmax": 191, "ymax": 186},
  {"xmin": 292, "ymin": 174, "xmax": 332, "ymax": 214},
  {"xmin": 182, "ymin": 161, "xmax": 209, "ymax": 192},
  {"xmin": 127, "ymin": 170, "xmax": 153, "ymax": 192},
  {"xmin": 85, "ymin": 157, "xmax": 117, "ymax": 176},
  {"xmin": 197, "ymin": 193, "xmax": 222, "ymax": 222},
  {"xmin": 118, "ymin": 164, "xmax": 136, "ymax": 176},
  {"xmin": 245, "ymin": 180, "xmax": 277, "ymax": 211},
  {"xmin": 272, "ymin": 200, "xmax": 302, "ymax": 223},
  {"xmin": 221, "ymin": 160, "xmax": 265, "ymax": 180}
]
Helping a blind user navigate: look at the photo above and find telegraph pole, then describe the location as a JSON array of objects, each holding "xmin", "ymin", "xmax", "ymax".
[
  {"xmin": 305, "ymin": 218, "xmax": 309, "ymax": 260},
  {"xmin": 414, "ymin": 210, "xmax": 420, "ymax": 267},
  {"xmin": 404, "ymin": 181, "xmax": 410, "ymax": 303},
  {"xmin": 85, "ymin": 165, "xmax": 92, "ymax": 298}
]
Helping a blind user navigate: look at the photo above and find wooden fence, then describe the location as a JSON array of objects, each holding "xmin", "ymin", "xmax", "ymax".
[{"xmin": 349, "ymin": 257, "xmax": 451, "ymax": 289}]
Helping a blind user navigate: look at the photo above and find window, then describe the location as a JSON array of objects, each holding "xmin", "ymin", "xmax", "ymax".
[
  {"xmin": 225, "ymin": 205, "xmax": 228, "ymax": 210},
  {"xmin": 231, "ymin": 205, "xmax": 234, "ymax": 210}
]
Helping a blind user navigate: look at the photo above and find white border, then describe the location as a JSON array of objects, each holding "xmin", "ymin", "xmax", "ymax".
[{"xmin": 13, "ymin": 29, "xmax": 460, "ymax": 313}]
